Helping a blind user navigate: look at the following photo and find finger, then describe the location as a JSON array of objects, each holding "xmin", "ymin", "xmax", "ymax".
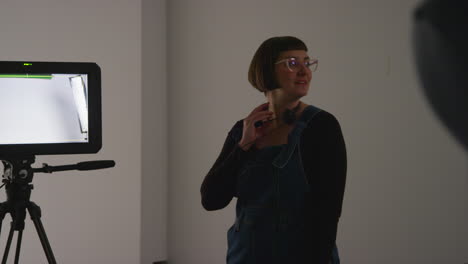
[
  {"xmin": 255, "ymin": 117, "xmax": 275, "ymax": 129},
  {"xmin": 250, "ymin": 102, "xmax": 270, "ymax": 115},
  {"xmin": 248, "ymin": 111, "xmax": 274, "ymax": 124},
  {"xmin": 254, "ymin": 102, "xmax": 269, "ymax": 111},
  {"xmin": 262, "ymin": 118, "xmax": 276, "ymax": 125},
  {"xmin": 255, "ymin": 128, "xmax": 269, "ymax": 139},
  {"xmin": 253, "ymin": 116, "xmax": 275, "ymax": 128}
]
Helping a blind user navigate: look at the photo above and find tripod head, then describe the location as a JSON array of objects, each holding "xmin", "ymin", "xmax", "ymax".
[{"xmin": 1, "ymin": 155, "xmax": 36, "ymax": 187}]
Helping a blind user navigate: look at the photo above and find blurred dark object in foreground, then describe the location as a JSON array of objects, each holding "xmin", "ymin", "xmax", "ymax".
[{"xmin": 413, "ymin": 0, "xmax": 468, "ymax": 152}]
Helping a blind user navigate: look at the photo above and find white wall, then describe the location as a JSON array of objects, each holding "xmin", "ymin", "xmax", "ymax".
[
  {"xmin": 141, "ymin": 0, "xmax": 167, "ymax": 263},
  {"xmin": 0, "ymin": 1, "xmax": 142, "ymax": 263},
  {"xmin": 168, "ymin": 1, "xmax": 468, "ymax": 263}
]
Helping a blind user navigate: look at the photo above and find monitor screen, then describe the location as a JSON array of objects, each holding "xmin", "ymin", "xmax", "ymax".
[{"xmin": 0, "ymin": 62, "xmax": 101, "ymax": 156}]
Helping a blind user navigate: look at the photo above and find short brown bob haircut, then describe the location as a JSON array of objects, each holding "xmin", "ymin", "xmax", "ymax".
[{"xmin": 248, "ymin": 36, "xmax": 308, "ymax": 93}]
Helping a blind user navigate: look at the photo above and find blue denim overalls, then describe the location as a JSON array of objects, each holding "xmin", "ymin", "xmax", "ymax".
[{"xmin": 227, "ymin": 105, "xmax": 340, "ymax": 264}]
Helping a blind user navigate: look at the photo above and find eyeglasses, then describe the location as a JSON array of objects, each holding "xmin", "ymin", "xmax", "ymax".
[{"xmin": 275, "ymin": 57, "xmax": 318, "ymax": 72}]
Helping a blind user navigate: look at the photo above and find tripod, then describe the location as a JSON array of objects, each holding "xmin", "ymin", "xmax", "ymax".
[
  {"xmin": 0, "ymin": 156, "xmax": 56, "ymax": 264},
  {"xmin": 0, "ymin": 156, "xmax": 115, "ymax": 263}
]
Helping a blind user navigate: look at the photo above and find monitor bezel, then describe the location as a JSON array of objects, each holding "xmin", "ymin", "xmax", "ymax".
[{"xmin": 0, "ymin": 61, "xmax": 102, "ymax": 156}]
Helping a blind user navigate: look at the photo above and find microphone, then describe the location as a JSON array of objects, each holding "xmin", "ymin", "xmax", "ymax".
[
  {"xmin": 255, "ymin": 102, "xmax": 301, "ymax": 127},
  {"xmin": 254, "ymin": 118, "xmax": 278, "ymax": 128},
  {"xmin": 254, "ymin": 120, "xmax": 264, "ymax": 128}
]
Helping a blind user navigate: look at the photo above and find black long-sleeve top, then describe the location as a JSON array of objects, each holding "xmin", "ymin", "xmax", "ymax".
[{"xmin": 201, "ymin": 110, "xmax": 347, "ymax": 263}]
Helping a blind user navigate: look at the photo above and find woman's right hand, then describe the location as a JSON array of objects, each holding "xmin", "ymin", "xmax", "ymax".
[{"xmin": 238, "ymin": 102, "xmax": 274, "ymax": 151}]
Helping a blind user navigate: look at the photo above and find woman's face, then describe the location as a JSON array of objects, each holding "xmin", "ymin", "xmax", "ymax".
[{"xmin": 273, "ymin": 50, "xmax": 312, "ymax": 99}]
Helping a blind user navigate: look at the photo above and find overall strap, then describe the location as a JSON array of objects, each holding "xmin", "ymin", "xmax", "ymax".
[
  {"xmin": 298, "ymin": 104, "xmax": 323, "ymax": 125},
  {"xmin": 272, "ymin": 105, "xmax": 322, "ymax": 168}
]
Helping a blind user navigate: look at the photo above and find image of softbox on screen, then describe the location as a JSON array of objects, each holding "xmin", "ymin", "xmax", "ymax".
[{"xmin": 0, "ymin": 61, "xmax": 102, "ymax": 156}]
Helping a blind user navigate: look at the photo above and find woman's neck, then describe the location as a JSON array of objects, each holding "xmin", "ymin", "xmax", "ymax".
[{"xmin": 266, "ymin": 92, "xmax": 302, "ymax": 127}]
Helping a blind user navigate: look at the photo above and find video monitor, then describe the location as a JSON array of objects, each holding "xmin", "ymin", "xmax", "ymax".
[{"xmin": 0, "ymin": 61, "xmax": 101, "ymax": 156}]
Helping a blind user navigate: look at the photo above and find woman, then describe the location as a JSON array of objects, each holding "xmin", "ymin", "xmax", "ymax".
[{"xmin": 200, "ymin": 36, "xmax": 347, "ymax": 264}]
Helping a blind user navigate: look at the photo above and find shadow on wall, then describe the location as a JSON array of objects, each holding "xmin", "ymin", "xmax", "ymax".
[{"xmin": 413, "ymin": 0, "xmax": 468, "ymax": 153}]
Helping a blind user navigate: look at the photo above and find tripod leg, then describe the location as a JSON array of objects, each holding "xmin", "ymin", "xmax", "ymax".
[
  {"xmin": 2, "ymin": 222, "xmax": 15, "ymax": 264},
  {"xmin": 27, "ymin": 202, "xmax": 57, "ymax": 264},
  {"xmin": 0, "ymin": 202, "xmax": 10, "ymax": 239},
  {"xmin": 14, "ymin": 230, "xmax": 23, "ymax": 264}
]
